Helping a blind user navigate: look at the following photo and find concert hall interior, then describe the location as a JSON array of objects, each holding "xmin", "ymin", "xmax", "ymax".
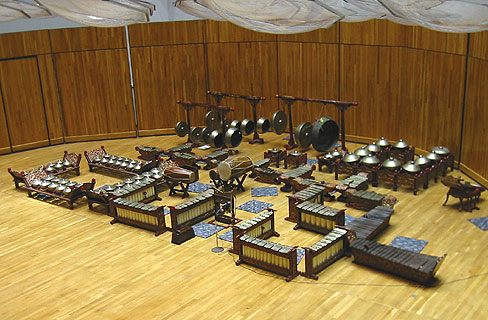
[{"xmin": 1, "ymin": 6, "xmax": 488, "ymax": 320}]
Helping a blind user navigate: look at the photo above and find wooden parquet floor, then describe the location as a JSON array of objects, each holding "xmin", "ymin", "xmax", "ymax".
[{"xmin": 0, "ymin": 133, "xmax": 487, "ymax": 319}]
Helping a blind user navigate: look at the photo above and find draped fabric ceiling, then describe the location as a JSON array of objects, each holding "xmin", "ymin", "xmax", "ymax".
[{"xmin": 0, "ymin": 0, "xmax": 487, "ymax": 33}]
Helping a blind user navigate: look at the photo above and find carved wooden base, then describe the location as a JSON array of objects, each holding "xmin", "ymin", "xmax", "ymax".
[{"xmin": 171, "ymin": 228, "xmax": 196, "ymax": 245}]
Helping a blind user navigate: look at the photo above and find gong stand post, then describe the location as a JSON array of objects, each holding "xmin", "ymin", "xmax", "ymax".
[
  {"xmin": 276, "ymin": 95, "xmax": 298, "ymax": 150},
  {"xmin": 247, "ymin": 97, "xmax": 265, "ymax": 144},
  {"xmin": 176, "ymin": 100, "xmax": 196, "ymax": 144},
  {"xmin": 207, "ymin": 91, "xmax": 266, "ymax": 144},
  {"xmin": 327, "ymin": 101, "xmax": 356, "ymax": 150}
]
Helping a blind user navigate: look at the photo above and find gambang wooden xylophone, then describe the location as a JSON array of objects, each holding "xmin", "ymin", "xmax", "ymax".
[
  {"xmin": 112, "ymin": 178, "xmax": 160, "ymax": 205},
  {"xmin": 350, "ymin": 238, "xmax": 447, "ymax": 285},
  {"xmin": 169, "ymin": 189, "xmax": 215, "ymax": 244},
  {"xmin": 279, "ymin": 166, "xmax": 314, "ymax": 192},
  {"xmin": 346, "ymin": 206, "xmax": 394, "ymax": 240},
  {"xmin": 301, "ymin": 227, "xmax": 348, "ymax": 280},
  {"xmin": 236, "ymin": 235, "xmax": 299, "ymax": 282},
  {"xmin": 110, "ymin": 198, "xmax": 167, "ymax": 236},
  {"xmin": 294, "ymin": 201, "xmax": 345, "ymax": 234},
  {"xmin": 287, "ymin": 184, "xmax": 326, "ymax": 222},
  {"xmin": 231, "ymin": 210, "xmax": 280, "ymax": 255}
]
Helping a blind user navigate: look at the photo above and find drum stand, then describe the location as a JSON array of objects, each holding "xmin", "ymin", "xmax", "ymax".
[
  {"xmin": 211, "ymin": 223, "xmax": 224, "ymax": 253},
  {"xmin": 208, "ymin": 91, "xmax": 266, "ymax": 144}
]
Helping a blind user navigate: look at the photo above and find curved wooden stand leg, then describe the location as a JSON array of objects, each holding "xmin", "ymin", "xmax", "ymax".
[
  {"xmin": 235, "ymin": 259, "xmax": 242, "ymax": 266},
  {"xmin": 110, "ymin": 219, "xmax": 117, "ymax": 225},
  {"xmin": 443, "ymin": 194, "xmax": 449, "ymax": 206}
]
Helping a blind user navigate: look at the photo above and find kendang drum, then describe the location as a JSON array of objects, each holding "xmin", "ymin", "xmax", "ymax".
[
  {"xmin": 217, "ymin": 156, "xmax": 253, "ymax": 181},
  {"xmin": 163, "ymin": 166, "xmax": 196, "ymax": 183}
]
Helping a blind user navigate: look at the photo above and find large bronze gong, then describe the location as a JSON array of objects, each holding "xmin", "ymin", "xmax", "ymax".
[{"xmin": 311, "ymin": 117, "xmax": 339, "ymax": 152}]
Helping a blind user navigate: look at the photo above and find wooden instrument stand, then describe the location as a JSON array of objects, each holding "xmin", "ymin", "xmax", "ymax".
[
  {"xmin": 208, "ymin": 91, "xmax": 266, "ymax": 144},
  {"xmin": 276, "ymin": 95, "xmax": 357, "ymax": 150}
]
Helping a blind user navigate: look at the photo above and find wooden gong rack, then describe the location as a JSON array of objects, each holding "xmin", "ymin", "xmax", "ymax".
[
  {"xmin": 207, "ymin": 91, "xmax": 267, "ymax": 144},
  {"xmin": 276, "ymin": 95, "xmax": 358, "ymax": 150},
  {"xmin": 176, "ymin": 100, "xmax": 235, "ymax": 148}
]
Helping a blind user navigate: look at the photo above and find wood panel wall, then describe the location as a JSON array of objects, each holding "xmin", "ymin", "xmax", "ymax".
[
  {"xmin": 462, "ymin": 31, "xmax": 488, "ymax": 183},
  {"xmin": 0, "ymin": 57, "xmax": 50, "ymax": 151},
  {"xmin": 0, "ymin": 94, "xmax": 10, "ymax": 154},
  {"xmin": 131, "ymin": 45, "xmax": 208, "ymax": 135},
  {"xmin": 53, "ymin": 50, "xmax": 135, "ymax": 141},
  {"xmin": 0, "ymin": 20, "xmax": 486, "ymax": 183}
]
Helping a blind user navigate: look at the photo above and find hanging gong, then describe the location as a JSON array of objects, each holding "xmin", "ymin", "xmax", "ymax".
[
  {"xmin": 175, "ymin": 121, "xmax": 189, "ymax": 137},
  {"xmin": 295, "ymin": 122, "xmax": 313, "ymax": 148},
  {"xmin": 256, "ymin": 117, "xmax": 271, "ymax": 133},
  {"xmin": 311, "ymin": 116, "xmax": 339, "ymax": 152},
  {"xmin": 208, "ymin": 130, "xmax": 224, "ymax": 148},
  {"xmin": 230, "ymin": 120, "xmax": 241, "ymax": 129},
  {"xmin": 224, "ymin": 127, "xmax": 243, "ymax": 148},
  {"xmin": 190, "ymin": 127, "xmax": 203, "ymax": 144},
  {"xmin": 240, "ymin": 119, "xmax": 255, "ymax": 136},
  {"xmin": 201, "ymin": 127, "xmax": 212, "ymax": 144},
  {"xmin": 271, "ymin": 110, "xmax": 287, "ymax": 135},
  {"xmin": 205, "ymin": 110, "xmax": 221, "ymax": 130}
]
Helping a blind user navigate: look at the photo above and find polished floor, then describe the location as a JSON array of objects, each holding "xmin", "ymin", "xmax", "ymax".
[{"xmin": 1, "ymin": 133, "xmax": 487, "ymax": 319}]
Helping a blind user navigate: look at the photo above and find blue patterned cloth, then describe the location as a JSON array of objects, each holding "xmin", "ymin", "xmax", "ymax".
[
  {"xmin": 307, "ymin": 158, "xmax": 318, "ymax": 166},
  {"xmin": 345, "ymin": 214, "xmax": 358, "ymax": 226},
  {"xmin": 33, "ymin": 192, "xmax": 52, "ymax": 200},
  {"xmin": 218, "ymin": 229, "xmax": 234, "ymax": 242},
  {"xmin": 188, "ymin": 182, "xmax": 214, "ymax": 193},
  {"xmin": 192, "ymin": 222, "xmax": 225, "ymax": 239},
  {"xmin": 237, "ymin": 200, "xmax": 273, "ymax": 214},
  {"xmin": 389, "ymin": 236, "xmax": 428, "ymax": 253},
  {"xmin": 469, "ymin": 216, "xmax": 488, "ymax": 231},
  {"xmin": 296, "ymin": 248, "xmax": 305, "ymax": 265},
  {"xmin": 251, "ymin": 187, "xmax": 279, "ymax": 197}
]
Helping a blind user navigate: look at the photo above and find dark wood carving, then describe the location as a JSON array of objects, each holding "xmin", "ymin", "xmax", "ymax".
[{"xmin": 441, "ymin": 175, "xmax": 486, "ymax": 211}]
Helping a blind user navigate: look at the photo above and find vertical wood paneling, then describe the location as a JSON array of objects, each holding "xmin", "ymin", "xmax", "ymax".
[
  {"xmin": 0, "ymin": 58, "xmax": 49, "ymax": 151},
  {"xmin": 0, "ymin": 30, "xmax": 51, "ymax": 59},
  {"xmin": 469, "ymin": 31, "xmax": 488, "ymax": 60},
  {"xmin": 276, "ymin": 25, "xmax": 339, "ymax": 43},
  {"xmin": 128, "ymin": 21, "xmax": 205, "ymax": 47},
  {"xmin": 205, "ymin": 21, "xmax": 277, "ymax": 43},
  {"xmin": 277, "ymin": 42, "xmax": 339, "ymax": 125},
  {"xmin": 340, "ymin": 20, "xmax": 414, "ymax": 47},
  {"xmin": 53, "ymin": 50, "xmax": 135, "ymax": 141},
  {"xmin": 207, "ymin": 42, "xmax": 279, "ymax": 121},
  {"xmin": 340, "ymin": 20, "xmax": 467, "ymax": 54},
  {"xmin": 340, "ymin": 46, "xmax": 464, "ymax": 155},
  {"xmin": 37, "ymin": 54, "xmax": 64, "ymax": 144},
  {"xmin": 411, "ymin": 27, "xmax": 467, "ymax": 55},
  {"xmin": 0, "ymin": 95, "xmax": 11, "ymax": 154},
  {"xmin": 462, "ymin": 58, "xmax": 488, "ymax": 179},
  {"xmin": 49, "ymin": 27, "xmax": 126, "ymax": 53},
  {"xmin": 131, "ymin": 45, "xmax": 208, "ymax": 134}
]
